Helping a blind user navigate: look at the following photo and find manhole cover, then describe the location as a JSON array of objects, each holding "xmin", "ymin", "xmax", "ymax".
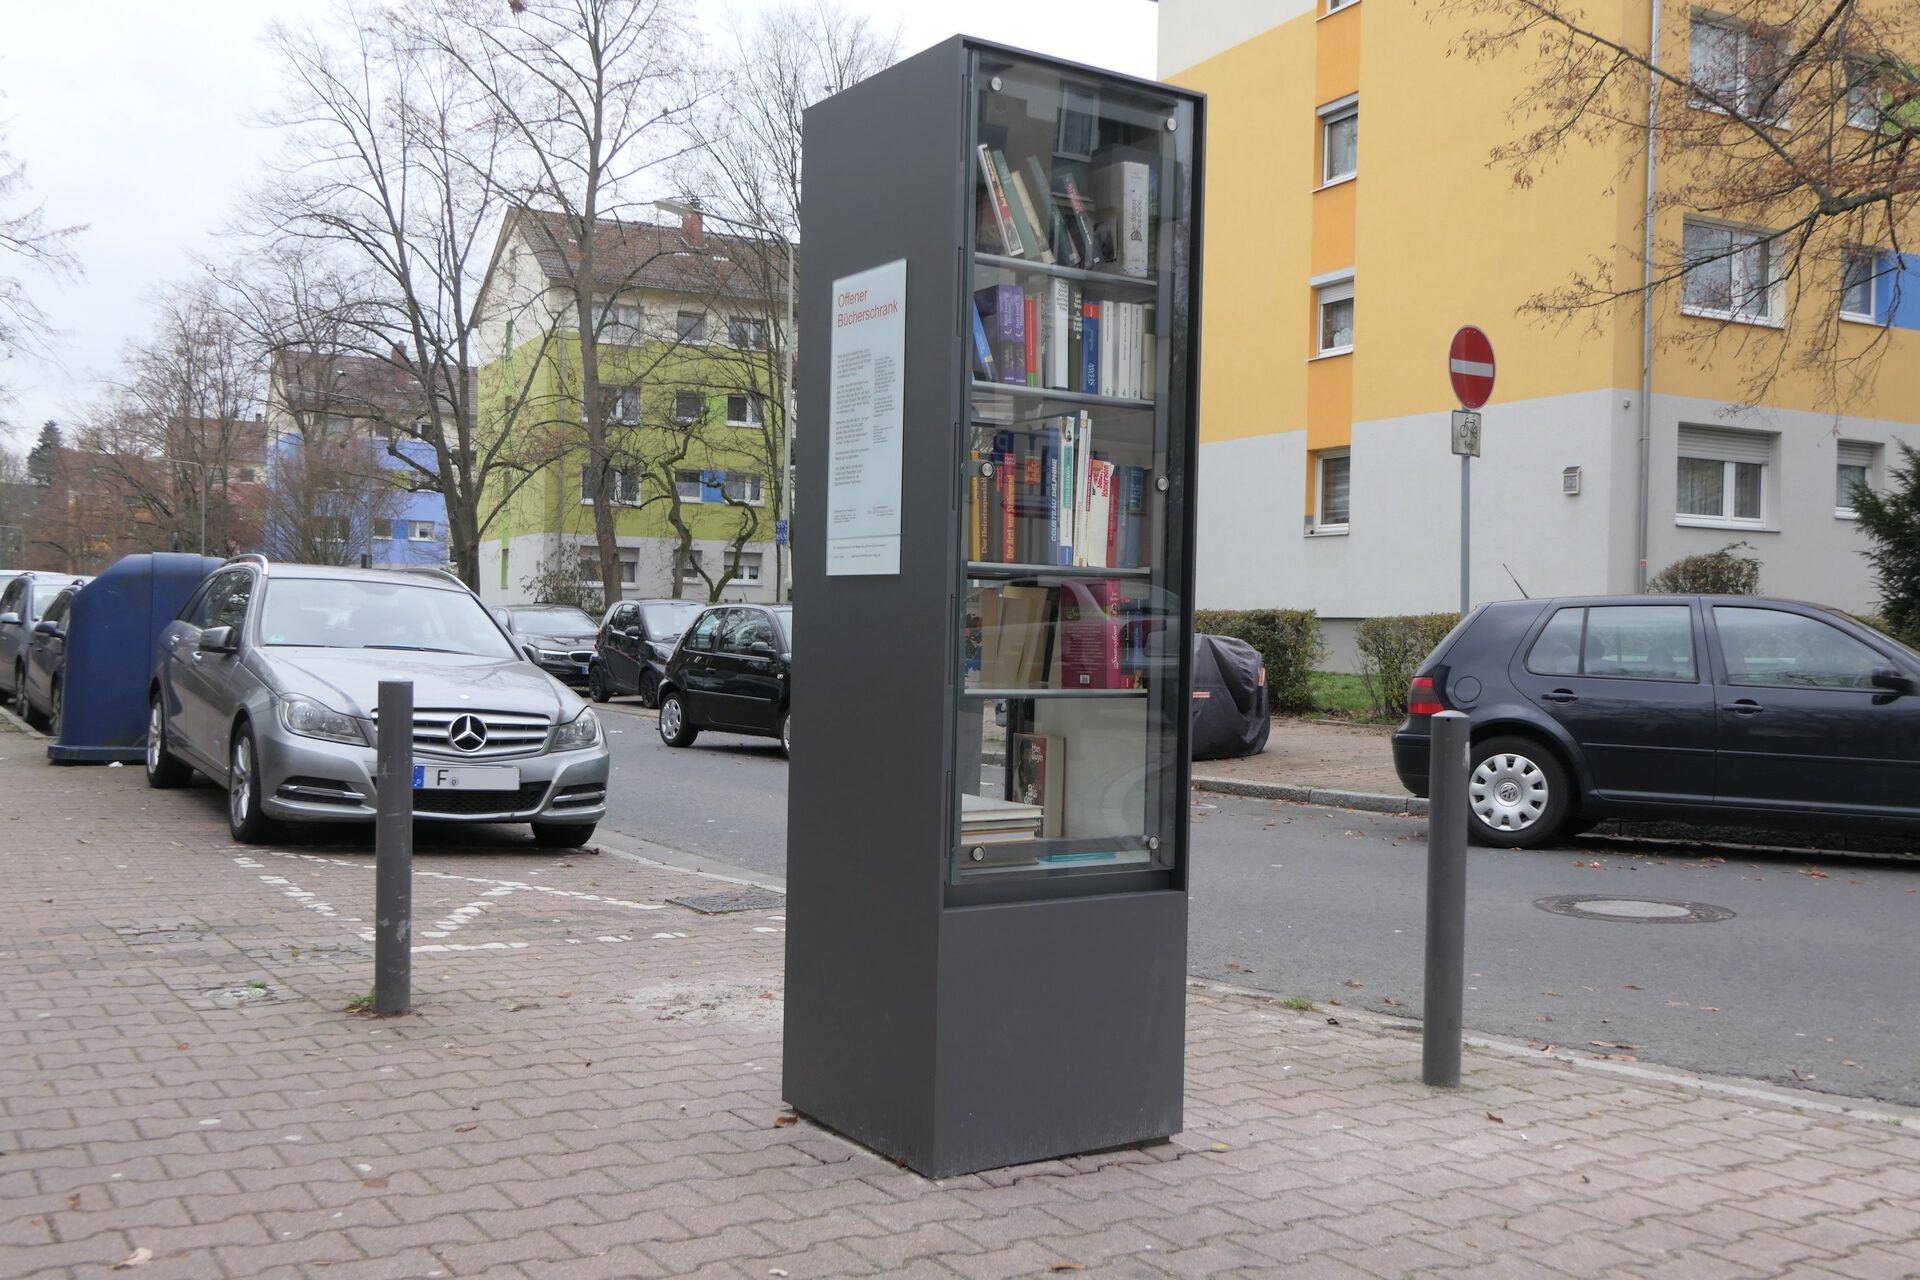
[
  {"xmin": 177, "ymin": 980, "xmax": 303, "ymax": 1011},
  {"xmin": 1536, "ymin": 894, "xmax": 1734, "ymax": 924},
  {"xmin": 669, "ymin": 889, "xmax": 785, "ymax": 915}
]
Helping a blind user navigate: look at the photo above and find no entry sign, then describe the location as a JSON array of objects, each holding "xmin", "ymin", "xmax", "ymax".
[{"xmin": 1448, "ymin": 326, "xmax": 1495, "ymax": 410}]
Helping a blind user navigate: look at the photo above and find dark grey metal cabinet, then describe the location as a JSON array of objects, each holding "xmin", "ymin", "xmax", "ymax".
[{"xmin": 785, "ymin": 36, "xmax": 1204, "ymax": 1178}]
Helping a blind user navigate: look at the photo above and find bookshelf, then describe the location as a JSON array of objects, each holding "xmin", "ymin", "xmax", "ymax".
[{"xmin": 787, "ymin": 37, "xmax": 1203, "ymax": 1178}]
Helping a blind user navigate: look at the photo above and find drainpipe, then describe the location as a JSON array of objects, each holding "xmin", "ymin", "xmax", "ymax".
[{"xmin": 1637, "ymin": 0, "xmax": 1663, "ymax": 593}]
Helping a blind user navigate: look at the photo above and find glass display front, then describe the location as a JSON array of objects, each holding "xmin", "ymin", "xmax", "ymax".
[{"xmin": 950, "ymin": 53, "xmax": 1195, "ymax": 887}]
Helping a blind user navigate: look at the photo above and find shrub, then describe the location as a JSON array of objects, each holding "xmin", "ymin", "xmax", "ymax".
[
  {"xmin": 1647, "ymin": 541, "xmax": 1761, "ymax": 595},
  {"xmin": 1356, "ymin": 612, "xmax": 1460, "ymax": 719},
  {"xmin": 1192, "ymin": 608, "xmax": 1324, "ymax": 714},
  {"xmin": 1853, "ymin": 443, "xmax": 1920, "ymax": 645}
]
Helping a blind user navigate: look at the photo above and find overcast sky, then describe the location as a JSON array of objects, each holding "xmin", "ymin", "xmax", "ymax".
[{"xmin": 0, "ymin": 0, "xmax": 1157, "ymax": 450}]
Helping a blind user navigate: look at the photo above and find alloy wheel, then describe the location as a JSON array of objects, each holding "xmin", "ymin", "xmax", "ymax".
[
  {"xmin": 230, "ymin": 737, "xmax": 253, "ymax": 830},
  {"xmin": 147, "ymin": 702, "xmax": 164, "ymax": 772}
]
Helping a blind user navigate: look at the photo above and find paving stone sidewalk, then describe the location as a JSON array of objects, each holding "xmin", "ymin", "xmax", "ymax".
[{"xmin": 3, "ymin": 726, "xmax": 1919, "ymax": 1280}]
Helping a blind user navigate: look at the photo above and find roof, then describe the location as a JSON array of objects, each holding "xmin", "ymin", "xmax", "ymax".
[
  {"xmin": 270, "ymin": 351, "xmax": 473, "ymax": 426},
  {"xmin": 508, "ymin": 208, "xmax": 791, "ymax": 303}
]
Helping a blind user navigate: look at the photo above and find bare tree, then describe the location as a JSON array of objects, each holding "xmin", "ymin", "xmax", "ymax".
[
  {"xmin": 262, "ymin": 434, "xmax": 409, "ymax": 565},
  {"xmin": 1442, "ymin": 0, "xmax": 1920, "ymax": 405},
  {"xmin": 251, "ymin": 2, "xmax": 561, "ymax": 586},
  {"xmin": 423, "ymin": 0, "xmax": 711, "ymax": 607},
  {"xmin": 672, "ymin": 0, "xmax": 899, "ymax": 598},
  {"xmin": 0, "ymin": 132, "xmax": 85, "ymax": 415}
]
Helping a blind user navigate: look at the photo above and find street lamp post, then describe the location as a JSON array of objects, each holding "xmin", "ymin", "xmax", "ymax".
[
  {"xmin": 654, "ymin": 199, "xmax": 796, "ymax": 604},
  {"xmin": 160, "ymin": 458, "xmax": 211, "ymax": 555}
]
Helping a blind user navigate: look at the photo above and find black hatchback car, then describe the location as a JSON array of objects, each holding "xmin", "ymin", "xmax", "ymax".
[
  {"xmin": 588, "ymin": 598, "xmax": 705, "ymax": 707},
  {"xmin": 1392, "ymin": 596, "xmax": 1920, "ymax": 848},
  {"xmin": 657, "ymin": 604, "xmax": 792, "ymax": 755}
]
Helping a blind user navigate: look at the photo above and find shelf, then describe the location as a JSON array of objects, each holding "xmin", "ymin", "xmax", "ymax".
[
  {"xmin": 967, "ymin": 560, "xmax": 1151, "ymax": 581},
  {"xmin": 970, "ymin": 381, "xmax": 1153, "ymax": 412},
  {"xmin": 963, "ymin": 687, "xmax": 1148, "ymax": 700},
  {"xmin": 975, "ymin": 252, "xmax": 1161, "ymax": 293}
]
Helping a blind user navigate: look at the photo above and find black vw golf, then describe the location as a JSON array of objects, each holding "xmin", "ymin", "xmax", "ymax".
[
  {"xmin": 1392, "ymin": 596, "xmax": 1920, "ymax": 848},
  {"xmin": 656, "ymin": 604, "xmax": 792, "ymax": 756}
]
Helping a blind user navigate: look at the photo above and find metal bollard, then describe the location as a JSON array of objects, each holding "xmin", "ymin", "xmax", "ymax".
[
  {"xmin": 375, "ymin": 680, "xmax": 414, "ymax": 1015},
  {"xmin": 1423, "ymin": 711, "xmax": 1471, "ymax": 1087}
]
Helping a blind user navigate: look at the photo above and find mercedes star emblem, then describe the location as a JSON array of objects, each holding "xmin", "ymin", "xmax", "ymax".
[{"xmin": 448, "ymin": 714, "xmax": 488, "ymax": 753}]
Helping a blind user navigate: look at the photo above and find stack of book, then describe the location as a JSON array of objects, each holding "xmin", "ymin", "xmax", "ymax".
[
  {"xmin": 968, "ymin": 416, "xmax": 1151, "ymax": 569},
  {"xmin": 960, "ymin": 792, "xmax": 1043, "ymax": 847},
  {"xmin": 972, "ymin": 282, "xmax": 1155, "ymax": 399}
]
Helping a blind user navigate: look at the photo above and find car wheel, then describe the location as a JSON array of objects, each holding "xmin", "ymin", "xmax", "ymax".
[
  {"xmin": 145, "ymin": 694, "xmax": 191, "ymax": 789},
  {"xmin": 227, "ymin": 722, "xmax": 277, "ymax": 844},
  {"xmin": 23, "ymin": 679, "xmax": 50, "ymax": 731},
  {"xmin": 637, "ymin": 669, "xmax": 659, "ymax": 710},
  {"xmin": 1466, "ymin": 735, "xmax": 1570, "ymax": 849},
  {"xmin": 531, "ymin": 821, "xmax": 596, "ymax": 850},
  {"xmin": 48, "ymin": 679, "xmax": 63, "ymax": 740},
  {"xmin": 780, "ymin": 710, "xmax": 791, "ymax": 758},
  {"xmin": 587, "ymin": 664, "xmax": 611, "ymax": 703},
  {"xmin": 657, "ymin": 691, "xmax": 698, "ymax": 747},
  {"xmin": 8, "ymin": 662, "xmax": 23, "ymax": 709}
]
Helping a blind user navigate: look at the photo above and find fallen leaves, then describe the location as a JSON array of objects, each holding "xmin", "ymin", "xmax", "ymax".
[
  {"xmin": 453, "ymin": 1123, "xmax": 478, "ymax": 1133},
  {"xmin": 773, "ymin": 1114, "xmax": 798, "ymax": 1128},
  {"xmin": 1590, "ymin": 1041, "xmax": 1645, "ymax": 1050},
  {"xmin": 1486, "ymin": 1112, "xmax": 1504, "ymax": 1124},
  {"xmin": 1623, "ymin": 983, "xmax": 1643, "ymax": 990},
  {"xmin": 112, "ymin": 1249, "xmax": 152, "ymax": 1270},
  {"xmin": 1342, "ymin": 979, "xmax": 1364, "ymax": 988},
  {"xmin": 1051, "ymin": 1266, "xmax": 1087, "ymax": 1273},
  {"xmin": 361, "ymin": 1177, "xmax": 388, "ymax": 1189},
  {"xmin": 1800, "ymin": 867, "xmax": 1830, "ymax": 879}
]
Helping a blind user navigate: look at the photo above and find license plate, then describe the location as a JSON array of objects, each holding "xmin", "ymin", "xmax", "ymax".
[{"xmin": 413, "ymin": 764, "xmax": 520, "ymax": 790}]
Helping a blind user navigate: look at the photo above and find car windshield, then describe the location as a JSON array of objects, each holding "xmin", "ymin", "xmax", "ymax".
[
  {"xmin": 30, "ymin": 588, "xmax": 68, "ymax": 621},
  {"xmin": 509, "ymin": 606, "xmax": 597, "ymax": 637},
  {"xmin": 258, "ymin": 577, "xmax": 519, "ymax": 658},
  {"xmin": 641, "ymin": 601, "xmax": 704, "ymax": 638}
]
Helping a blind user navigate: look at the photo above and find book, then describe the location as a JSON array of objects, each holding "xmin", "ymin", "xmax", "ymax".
[
  {"xmin": 1057, "ymin": 415, "xmax": 1077, "ymax": 566},
  {"xmin": 1059, "ymin": 171, "xmax": 1102, "ymax": 265},
  {"xmin": 1009, "ymin": 732, "xmax": 1065, "ymax": 839},
  {"xmin": 1068, "ymin": 284, "xmax": 1084, "ymax": 387},
  {"xmin": 1097, "ymin": 304, "xmax": 1115, "ymax": 402},
  {"xmin": 1023, "ymin": 292, "xmax": 1039, "ymax": 388},
  {"xmin": 1006, "ymin": 166, "xmax": 1057, "ymax": 265},
  {"xmin": 976, "ymin": 145, "xmax": 1022, "ymax": 257},
  {"xmin": 1091, "ymin": 159, "xmax": 1152, "ymax": 278},
  {"xmin": 1023, "ymin": 154, "xmax": 1080, "ymax": 267},
  {"xmin": 1059, "ymin": 578, "xmax": 1126, "ymax": 689},
  {"xmin": 1080, "ymin": 302, "xmax": 1100, "ymax": 395},
  {"xmin": 1073, "ymin": 413, "xmax": 1094, "ymax": 565},
  {"xmin": 974, "ymin": 185, "xmax": 1006, "ymax": 255},
  {"xmin": 975, "ymin": 283, "xmax": 1026, "ymax": 386},
  {"xmin": 969, "ymin": 449, "xmax": 986, "ymax": 561},
  {"xmin": 998, "ymin": 443, "xmax": 1015, "ymax": 562},
  {"xmin": 1083, "ymin": 457, "xmax": 1114, "ymax": 569},
  {"xmin": 1044, "ymin": 277, "xmax": 1071, "ymax": 390},
  {"xmin": 969, "ymin": 302, "xmax": 997, "ymax": 382},
  {"xmin": 1044, "ymin": 420, "xmax": 1062, "ymax": 560},
  {"xmin": 992, "ymin": 150, "xmax": 1045, "ymax": 260}
]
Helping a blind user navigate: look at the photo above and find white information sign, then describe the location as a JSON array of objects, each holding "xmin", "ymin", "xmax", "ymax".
[{"xmin": 826, "ymin": 259, "xmax": 908, "ymax": 576}]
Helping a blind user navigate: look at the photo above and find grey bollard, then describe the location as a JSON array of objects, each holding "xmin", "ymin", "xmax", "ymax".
[
  {"xmin": 1423, "ymin": 710, "xmax": 1471, "ymax": 1087},
  {"xmin": 375, "ymin": 680, "xmax": 414, "ymax": 1015}
]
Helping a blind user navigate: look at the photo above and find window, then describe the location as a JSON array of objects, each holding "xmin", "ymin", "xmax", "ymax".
[
  {"xmin": 408, "ymin": 520, "xmax": 437, "ymax": 542},
  {"xmin": 1677, "ymin": 425, "xmax": 1771, "ymax": 526},
  {"xmin": 685, "ymin": 605, "xmax": 722, "ymax": 648},
  {"xmin": 1527, "ymin": 609, "xmax": 1585, "ymax": 676},
  {"xmin": 723, "ymin": 608, "xmax": 775, "ymax": 653},
  {"xmin": 581, "ymin": 464, "xmax": 641, "ymax": 505},
  {"xmin": 1836, "ymin": 441, "xmax": 1875, "ymax": 517},
  {"xmin": 371, "ymin": 518, "xmax": 394, "ymax": 541},
  {"xmin": 676, "ymin": 310, "xmax": 707, "ymax": 342},
  {"xmin": 728, "ymin": 316, "xmax": 770, "ymax": 349},
  {"xmin": 595, "ymin": 300, "xmax": 644, "ymax": 345},
  {"xmin": 316, "ymin": 514, "xmax": 352, "ymax": 545},
  {"xmin": 207, "ymin": 571, "xmax": 255, "ymax": 631},
  {"xmin": 1319, "ymin": 98, "xmax": 1357, "ymax": 184},
  {"xmin": 726, "ymin": 394, "xmax": 765, "ymax": 427},
  {"xmin": 674, "ymin": 390, "xmax": 705, "ymax": 423},
  {"xmin": 1681, "ymin": 220, "xmax": 1778, "ymax": 322},
  {"xmin": 1689, "ymin": 15, "xmax": 1786, "ymax": 121},
  {"xmin": 1715, "ymin": 606, "xmax": 1885, "ymax": 688},
  {"xmin": 1316, "ymin": 451, "xmax": 1351, "ymax": 530},
  {"xmin": 721, "ymin": 473, "xmax": 764, "ymax": 505},
  {"xmin": 1316, "ymin": 277, "xmax": 1354, "ymax": 355},
  {"xmin": 1841, "ymin": 249, "xmax": 1883, "ymax": 322},
  {"xmin": 1846, "ymin": 59, "xmax": 1885, "ymax": 130},
  {"xmin": 729, "ymin": 551, "xmax": 764, "ymax": 583},
  {"xmin": 618, "ymin": 553, "xmax": 638, "ymax": 586},
  {"xmin": 598, "ymin": 383, "xmax": 643, "ymax": 425},
  {"xmin": 1527, "ymin": 606, "xmax": 1696, "ymax": 680},
  {"xmin": 678, "ymin": 548, "xmax": 706, "ymax": 583},
  {"xmin": 675, "ymin": 469, "xmax": 705, "ymax": 502}
]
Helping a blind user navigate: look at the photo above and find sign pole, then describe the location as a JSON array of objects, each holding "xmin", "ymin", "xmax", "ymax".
[{"xmin": 1447, "ymin": 327, "xmax": 1495, "ymax": 620}]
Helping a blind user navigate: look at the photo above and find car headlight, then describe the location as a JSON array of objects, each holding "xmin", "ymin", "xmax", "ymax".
[
  {"xmin": 537, "ymin": 647, "xmax": 569, "ymax": 661},
  {"xmin": 552, "ymin": 707, "xmax": 600, "ymax": 750},
  {"xmin": 280, "ymin": 695, "xmax": 369, "ymax": 745}
]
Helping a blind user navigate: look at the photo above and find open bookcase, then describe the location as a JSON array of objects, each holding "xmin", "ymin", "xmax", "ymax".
[{"xmin": 787, "ymin": 37, "xmax": 1203, "ymax": 1178}]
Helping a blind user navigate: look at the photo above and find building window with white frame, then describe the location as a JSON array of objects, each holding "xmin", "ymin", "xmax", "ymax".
[
  {"xmin": 1681, "ymin": 220, "xmax": 1779, "ymax": 323},
  {"xmin": 371, "ymin": 518, "xmax": 394, "ymax": 541},
  {"xmin": 1835, "ymin": 441, "xmax": 1876, "ymax": 518},
  {"xmin": 599, "ymin": 383, "xmax": 643, "ymax": 425},
  {"xmin": 676, "ymin": 310, "xmax": 706, "ymax": 342},
  {"xmin": 674, "ymin": 469, "xmax": 705, "ymax": 502},
  {"xmin": 1319, "ymin": 96, "xmax": 1357, "ymax": 185},
  {"xmin": 1316, "ymin": 450, "xmax": 1351, "ymax": 531},
  {"xmin": 721, "ymin": 472, "xmax": 764, "ymax": 505},
  {"xmin": 1325, "ymin": 0, "xmax": 1354, "ymax": 11},
  {"xmin": 1841, "ymin": 248, "xmax": 1883, "ymax": 322},
  {"xmin": 726, "ymin": 394, "xmax": 764, "ymax": 427},
  {"xmin": 408, "ymin": 519, "xmax": 437, "ymax": 542},
  {"xmin": 1316, "ymin": 275, "xmax": 1354, "ymax": 355},
  {"xmin": 1676, "ymin": 426, "xmax": 1771, "ymax": 526},
  {"xmin": 1689, "ymin": 15, "xmax": 1787, "ymax": 121},
  {"xmin": 618, "ymin": 552, "xmax": 638, "ymax": 585},
  {"xmin": 728, "ymin": 315, "xmax": 770, "ymax": 350},
  {"xmin": 674, "ymin": 390, "xmax": 704, "ymax": 423},
  {"xmin": 595, "ymin": 300, "xmax": 644, "ymax": 345},
  {"xmin": 678, "ymin": 548, "xmax": 705, "ymax": 583},
  {"xmin": 729, "ymin": 551, "xmax": 764, "ymax": 583},
  {"xmin": 582, "ymin": 463, "xmax": 641, "ymax": 505},
  {"xmin": 1846, "ymin": 59, "xmax": 1885, "ymax": 130}
]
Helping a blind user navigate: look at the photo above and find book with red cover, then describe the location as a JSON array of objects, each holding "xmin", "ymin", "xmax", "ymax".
[
  {"xmin": 998, "ymin": 448, "xmax": 1016, "ymax": 562},
  {"xmin": 1058, "ymin": 578, "xmax": 1127, "ymax": 690},
  {"xmin": 1023, "ymin": 293, "xmax": 1039, "ymax": 388}
]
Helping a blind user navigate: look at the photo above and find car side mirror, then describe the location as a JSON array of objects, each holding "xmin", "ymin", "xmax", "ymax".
[
  {"xmin": 33, "ymin": 620, "xmax": 61, "ymax": 637},
  {"xmin": 623, "ymin": 627, "xmax": 642, "ymax": 641},
  {"xmin": 0, "ymin": 612, "xmax": 18, "ymax": 627},
  {"xmin": 197, "ymin": 625, "xmax": 238, "ymax": 654},
  {"xmin": 1870, "ymin": 665, "xmax": 1914, "ymax": 694},
  {"xmin": 747, "ymin": 639, "xmax": 775, "ymax": 656}
]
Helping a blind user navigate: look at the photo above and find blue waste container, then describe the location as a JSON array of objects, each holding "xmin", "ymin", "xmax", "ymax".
[{"xmin": 48, "ymin": 553, "xmax": 226, "ymax": 764}]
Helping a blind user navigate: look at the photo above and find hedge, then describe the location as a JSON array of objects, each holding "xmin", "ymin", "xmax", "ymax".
[
  {"xmin": 1648, "ymin": 541, "xmax": 1761, "ymax": 595},
  {"xmin": 1356, "ymin": 612, "xmax": 1461, "ymax": 718},
  {"xmin": 1192, "ymin": 608, "xmax": 1323, "ymax": 715}
]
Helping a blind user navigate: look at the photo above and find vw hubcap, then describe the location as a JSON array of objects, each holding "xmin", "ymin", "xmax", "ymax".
[
  {"xmin": 1470, "ymin": 751, "xmax": 1547, "ymax": 831},
  {"xmin": 661, "ymin": 701, "xmax": 681, "ymax": 739}
]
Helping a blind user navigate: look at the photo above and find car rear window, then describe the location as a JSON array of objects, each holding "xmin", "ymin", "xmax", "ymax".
[{"xmin": 1527, "ymin": 605, "xmax": 1696, "ymax": 681}]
